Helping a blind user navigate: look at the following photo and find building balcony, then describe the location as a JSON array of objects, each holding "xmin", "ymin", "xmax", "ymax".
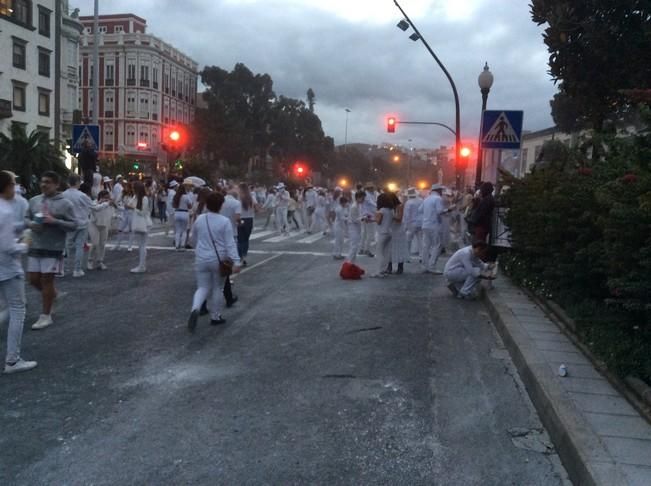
[
  {"xmin": 140, "ymin": 79, "xmax": 150, "ymax": 87},
  {"xmin": 104, "ymin": 144, "xmax": 114, "ymax": 152},
  {"xmin": 127, "ymin": 78, "xmax": 136, "ymax": 86},
  {"xmin": 104, "ymin": 111, "xmax": 114, "ymax": 118},
  {"xmin": 152, "ymin": 113, "xmax": 158, "ymax": 121},
  {"xmin": 105, "ymin": 79, "xmax": 114, "ymax": 86},
  {"xmin": 153, "ymin": 82, "xmax": 159, "ymax": 90}
]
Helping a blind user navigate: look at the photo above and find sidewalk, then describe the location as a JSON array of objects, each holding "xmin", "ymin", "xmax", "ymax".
[{"xmin": 484, "ymin": 278, "xmax": 651, "ymax": 486}]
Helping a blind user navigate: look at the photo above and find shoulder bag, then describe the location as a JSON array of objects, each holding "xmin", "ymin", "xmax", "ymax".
[{"xmin": 205, "ymin": 216, "xmax": 233, "ymax": 277}]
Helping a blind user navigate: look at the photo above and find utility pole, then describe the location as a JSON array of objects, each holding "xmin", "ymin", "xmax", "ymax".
[{"xmin": 92, "ymin": 0, "xmax": 99, "ymax": 125}]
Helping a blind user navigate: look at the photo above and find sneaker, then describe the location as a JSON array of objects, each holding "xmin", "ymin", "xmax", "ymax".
[
  {"xmin": 447, "ymin": 282, "xmax": 459, "ymax": 297},
  {"xmin": 87, "ymin": 261, "xmax": 94, "ymax": 271},
  {"xmin": 72, "ymin": 270, "xmax": 85, "ymax": 278},
  {"xmin": 55, "ymin": 270, "xmax": 65, "ymax": 278},
  {"xmin": 210, "ymin": 316, "xmax": 226, "ymax": 326},
  {"xmin": 127, "ymin": 246, "xmax": 133, "ymax": 252},
  {"xmin": 32, "ymin": 314, "xmax": 53, "ymax": 330},
  {"xmin": 187, "ymin": 309, "xmax": 199, "ymax": 332},
  {"xmin": 97, "ymin": 263, "xmax": 108, "ymax": 271},
  {"xmin": 4, "ymin": 359, "xmax": 38, "ymax": 374},
  {"xmin": 130, "ymin": 266, "xmax": 146, "ymax": 273}
]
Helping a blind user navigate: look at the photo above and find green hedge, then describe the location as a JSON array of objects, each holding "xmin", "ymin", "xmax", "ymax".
[{"xmin": 500, "ymin": 121, "xmax": 651, "ymax": 385}]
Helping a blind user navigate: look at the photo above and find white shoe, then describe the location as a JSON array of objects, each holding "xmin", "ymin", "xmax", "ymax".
[
  {"xmin": 4, "ymin": 359, "xmax": 38, "ymax": 374},
  {"xmin": 130, "ymin": 266, "xmax": 146, "ymax": 273},
  {"xmin": 72, "ymin": 270, "xmax": 85, "ymax": 278},
  {"xmin": 32, "ymin": 314, "xmax": 53, "ymax": 330},
  {"xmin": 97, "ymin": 263, "xmax": 108, "ymax": 270},
  {"xmin": 127, "ymin": 246, "xmax": 133, "ymax": 252},
  {"xmin": 55, "ymin": 270, "xmax": 65, "ymax": 278}
]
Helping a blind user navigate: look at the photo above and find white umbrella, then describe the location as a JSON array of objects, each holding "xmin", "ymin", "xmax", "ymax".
[{"xmin": 183, "ymin": 176, "xmax": 206, "ymax": 187}]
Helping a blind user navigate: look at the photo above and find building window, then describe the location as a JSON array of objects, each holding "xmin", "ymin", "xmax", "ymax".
[
  {"xmin": 98, "ymin": 26, "xmax": 107, "ymax": 34},
  {"xmin": 12, "ymin": 39, "xmax": 27, "ymax": 69},
  {"xmin": 38, "ymin": 90, "xmax": 50, "ymax": 116},
  {"xmin": 104, "ymin": 125, "xmax": 114, "ymax": 151},
  {"xmin": 38, "ymin": 6, "xmax": 50, "ymax": 36},
  {"xmin": 12, "ymin": 83, "xmax": 26, "ymax": 112},
  {"xmin": 114, "ymin": 25, "xmax": 123, "ymax": 33},
  {"xmin": 38, "ymin": 49, "xmax": 50, "ymax": 77},
  {"xmin": 9, "ymin": 0, "xmax": 32, "ymax": 26},
  {"xmin": 126, "ymin": 126, "xmax": 136, "ymax": 146},
  {"xmin": 127, "ymin": 63, "xmax": 136, "ymax": 85},
  {"xmin": 105, "ymin": 63, "xmax": 114, "ymax": 84},
  {"xmin": 84, "ymin": 27, "xmax": 91, "ymax": 34}
]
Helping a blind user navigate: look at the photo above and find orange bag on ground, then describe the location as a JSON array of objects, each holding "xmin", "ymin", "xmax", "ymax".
[{"xmin": 340, "ymin": 261, "xmax": 365, "ymax": 280}]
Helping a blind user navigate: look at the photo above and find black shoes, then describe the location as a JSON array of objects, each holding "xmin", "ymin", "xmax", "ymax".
[
  {"xmin": 396, "ymin": 263, "xmax": 404, "ymax": 275},
  {"xmin": 210, "ymin": 316, "xmax": 227, "ymax": 326},
  {"xmin": 188, "ymin": 309, "xmax": 199, "ymax": 332},
  {"xmin": 226, "ymin": 296, "xmax": 238, "ymax": 308}
]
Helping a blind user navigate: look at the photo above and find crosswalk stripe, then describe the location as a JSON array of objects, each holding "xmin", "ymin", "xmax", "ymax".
[
  {"xmin": 296, "ymin": 233, "xmax": 326, "ymax": 244},
  {"xmin": 249, "ymin": 230, "xmax": 275, "ymax": 240},
  {"xmin": 263, "ymin": 231, "xmax": 302, "ymax": 243}
]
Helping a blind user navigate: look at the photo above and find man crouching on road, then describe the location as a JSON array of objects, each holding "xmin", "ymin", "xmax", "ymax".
[
  {"xmin": 25, "ymin": 171, "xmax": 77, "ymax": 330},
  {"xmin": 443, "ymin": 240, "xmax": 494, "ymax": 300}
]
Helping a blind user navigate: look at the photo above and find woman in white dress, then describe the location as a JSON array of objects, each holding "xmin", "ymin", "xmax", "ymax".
[
  {"xmin": 130, "ymin": 182, "xmax": 151, "ymax": 273},
  {"xmin": 372, "ymin": 193, "xmax": 394, "ymax": 278},
  {"xmin": 388, "ymin": 192, "xmax": 408, "ymax": 274}
]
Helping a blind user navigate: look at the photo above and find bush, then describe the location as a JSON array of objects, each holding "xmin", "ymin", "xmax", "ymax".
[{"xmin": 500, "ymin": 116, "xmax": 651, "ymax": 385}]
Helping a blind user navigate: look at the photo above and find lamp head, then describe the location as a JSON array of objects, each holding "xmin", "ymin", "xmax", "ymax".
[
  {"xmin": 396, "ymin": 19, "xmax": 409, "ymax": 31},
  {"xmin": 478, "ymin": 62, "xmax": 494, "ymax": 90}
]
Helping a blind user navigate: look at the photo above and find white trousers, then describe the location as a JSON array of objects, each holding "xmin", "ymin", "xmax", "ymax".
[
  {"xmin": 0, "ymin": 276, "xmax": 26, "ymax": 364},
  {"xmin": 376, "ymin": 233, "xmax": 392, "ymax": 274},
  {"xmin": 134, "ymin": 231, "xmax": 148, "ymax": 269},
  {"xmin": 347, "ymin": 225, "xmax": 361, "ymax": 263},
  {"xmin": 421, "ymin": 227, "xmax": 441, "ymax": 272},
  {"xmin": 406, "ymin": 226, "xmax": 422, "ymax": 256},
  {"xmin": 88, "ymin": 224, "xmax": 108, "ymax": 265},
  {"xmin": 174, "ymin": 211, "xmax": 189, "ymax": 248},
  {"xmin": 275, "ymin": 207, "xmax": 288, "ymax": 232},
  {"xmin": 445, "ymin": 268, "xmax": 480, "ymax": 296},
  {"xmin": 333, "ymin": 223, "xmax": 345, "ymax": 256},
  {"xmin": 191, "ymin": 260, "xmax": 226, "ymax": 320},
  {"xmin": 310, "ymin": 210, "xmax": 326, "ymax": 233},
  {"xmin": 361, "ymin": 221, "xmax": 377, "ymax": 252}
]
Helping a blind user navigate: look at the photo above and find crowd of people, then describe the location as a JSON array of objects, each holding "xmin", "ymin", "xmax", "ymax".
[{"xmin": 0, "ymin": 167, "xmax": 497, "ymax": 375}]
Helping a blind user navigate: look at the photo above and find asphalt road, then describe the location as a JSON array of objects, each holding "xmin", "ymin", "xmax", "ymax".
[{"xmin": 1, "ymin": 222, "xmax": 570, "ymax": 485}]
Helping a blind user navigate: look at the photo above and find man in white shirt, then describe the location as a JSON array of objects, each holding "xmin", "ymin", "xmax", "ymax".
[
  {"xmin": 165, "ymin": 180, "xmax": 178, "ymax": 236},
  {"xmin": 111, "ymin": 175, "xmax": 123, "ymax": 203},
  {"xmin": 421, "ymin": 183, "xmax": 448, "ymax": 274},
  {"xmin": 304, "ymin": 185, "xmax": 317, "ymax": 230},
  {"xmin": 275, "ymin": 183, "xmax": 290, "ymax": 234},
  {"xmin": 403, "ymin": 187, "xmax": 423, "ymax": 258},
  {"xmin": 444, "ymin": 241, "xmax": 492, "ymax": 299},
  {"xmin": 62, "ymin": 174, "xmax": 92, "ymax": 277},
  {"xmin": 360, "ymin": 183, "xmax": 378, "ymax": 256}
]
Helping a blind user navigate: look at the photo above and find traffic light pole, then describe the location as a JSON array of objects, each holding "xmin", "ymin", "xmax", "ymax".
[
  {"xmin": 395, "ymin": 120, "xmax": 456, "ymax": 136},
  {"xmin": 393, "ymin": 0, "xmax": 462, "ymax": 190}
]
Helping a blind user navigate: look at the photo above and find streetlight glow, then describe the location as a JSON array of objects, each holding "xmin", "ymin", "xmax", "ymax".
[
  {"xmin": 387, "ymin": 182, "xmax": 398, "ymax": 192},
  {"xmin": 460, "ymin": 146, "xmax": 471, "ymax": 158}
]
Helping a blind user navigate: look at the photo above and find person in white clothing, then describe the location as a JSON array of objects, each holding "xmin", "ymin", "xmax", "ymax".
[
  {"xmin": 421, "ymin": 184, "xmax": 449, "ymax": 274},
  {"xmin": 129, "ymin": 182, "xmax": 151, "ymax": 273},
  {"xmin": 165, "ymin": 180, "xmax": 178, "ymax": 236},
  {"xmin": 0, "ymin": 171, "xmax": 36, "ymax": 374},
  {"xmin": 371, "ymin": 193, "xmax": 394, "ymax": 277},
  {"xmin": 332, "ymin": 196, "xmax": 349, "ymax": 259},
  {"xmin": 111, "ymin": 175, "xmax": 124, "ymax": 204},
  {"xmin": 262, "ymin": 188, "xmax": 277, "ymax": 230},
  {"xmin": 274, "ymin": 183, "xmax": 290, "ymax": 234},
  {"xmin": 91, "ymin": 168, "xmax": 102, "ymax": 199},
  {"xmin": 187, "ymin": 192, "xmax": 241, "ymax": 331},
  {"xmin": 87, "ymin": 190, "xmax": 114, "ymax": 270},
  {"xmin": 346, "ymin": 191, "xmax": 366, "ymax": 263},
  {"xmin": 62, "ymin": 175, "xmax": 93, "ymax": 277},
  {"xmin": 403, "ymin": 188, "xmax": 423, "ymax": 259},
  {"xmin": 303, "ymin": 185, "xmax": 317, "ymax": 230},
  {"xmin": 360, "ymin": 183, "xmax": 378, "ymax": 256},
  {"xmin": 115, "ymin": 182, "xmax": 136, "ymax": 251},
  {"xmin": 310, "ymin": 190, "xmax": 328, "ymax": 234},
  {"xmin": 444, "ymin": 241, "xmax": 492, "ymax": 299},
  {"xmin": 172, "ymin": 184, "xmax": 193, "ymax": 250}
]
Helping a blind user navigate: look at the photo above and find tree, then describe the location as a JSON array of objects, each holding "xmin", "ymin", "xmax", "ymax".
[
  {"xmin": 0, "ymin": 123, "xmax": 67, "ymax": 195},
  {"xmin": 531, "ymin": 1, "xmax": 651, "ymax": 131}
]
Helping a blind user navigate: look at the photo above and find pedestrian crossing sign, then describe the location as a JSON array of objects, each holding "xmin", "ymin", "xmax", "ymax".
[
  {"xmin": 72, "ymin": 124, "xmax": 100, "ymax": 152},
  {"xmin": 481, "ymin": 110, "xmax": 523, "ymax": 149}
]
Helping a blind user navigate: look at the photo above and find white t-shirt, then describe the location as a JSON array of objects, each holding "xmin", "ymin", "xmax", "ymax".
[
  {"xmin": 190, "ymin": 213, "xmax": 240, "ymax": 265},
  {"xmin": 220, "ymin": 195, "xmax": 242, "ymax": 235}
]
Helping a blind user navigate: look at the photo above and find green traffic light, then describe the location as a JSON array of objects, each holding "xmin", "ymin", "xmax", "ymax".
[{"xmin": 133, "ymin": 164, "xmax": 140, "ymax": 170}]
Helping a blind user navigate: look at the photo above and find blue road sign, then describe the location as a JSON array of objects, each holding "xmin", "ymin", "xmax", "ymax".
[
  {"xmin": 72, "ymin": 124, "xmax": 100, "ymax": 152},
  {"xmin": 481, "ymin": 110, "xmax": 523, "ymax": 150}
]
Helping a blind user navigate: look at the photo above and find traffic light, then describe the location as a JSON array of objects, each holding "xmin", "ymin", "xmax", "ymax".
[
  {"xmin": 169, "ymin": 130, "xmax": 181, "ymax": 142},
  {"xmin": 133, "ymin": 163, "xmax": 140, "ymax": 170},
  {"xmin": 387, "ymin": 117, "xmax": 396, "ymax": 133},
  {"xmin": 458, "ymin": 146, "xmax": 472, "ymax": 170},
  {"xmin": 293, "ymin": 162, "xmax": 307, "ymax": 177}
]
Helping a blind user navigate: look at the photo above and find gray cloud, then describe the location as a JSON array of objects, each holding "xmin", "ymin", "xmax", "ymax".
[{"xmin": 76, "ymin": 0, "xmax": 557, "ymax": 149}]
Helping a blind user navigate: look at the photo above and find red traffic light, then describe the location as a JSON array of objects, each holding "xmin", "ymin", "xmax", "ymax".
[
  {"xmin": 460, "ymin": 146, "xmax": 471, "ymax": 158},
  {"xmin": 387, "ymin": 117, "xmax": 396, "ymax": 133},
  {"xmin": 293, "ymin": 162, "xmax": 308, "ymax": 177},
  {"xmin": 169, "ymin": 130, "xmax": 181, "ymax": 142}
]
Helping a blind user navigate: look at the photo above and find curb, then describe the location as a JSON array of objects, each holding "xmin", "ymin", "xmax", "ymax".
[
  {"xmin": 483, "ymin": 285, "xmax": 629, "ymax": 486},
  {"xmin": 522, "ymin": 288, "xmax": 651, "ymax": 424}
]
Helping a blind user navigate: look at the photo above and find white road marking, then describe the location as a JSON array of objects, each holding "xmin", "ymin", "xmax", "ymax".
[
  {"xmin": 105, "ymin": 244, "xmax": 331, "ymax": 257},
  {"xmin": 248, "ymin": 230, "xmax": 275, "ymax": 240},
  {"xmin": 231, "ymin": 253, "xmax": 283, "ymax": 279},
  {"xmin": 297, "ymin": 233, "xmax": 326, "ymax": 244},
  {"xmin": 263, "ymin": 231, "xmax": 301, "ymax": 243}
]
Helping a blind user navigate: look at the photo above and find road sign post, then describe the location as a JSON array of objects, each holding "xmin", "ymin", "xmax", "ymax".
[{"xmin": 72, "ymin": 124, "xmax": 101, "ymax": 152}]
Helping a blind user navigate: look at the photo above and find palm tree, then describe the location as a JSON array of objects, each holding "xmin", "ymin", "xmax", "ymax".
[{"xmin": 0, "ymin": 123, "xmax": 67, "ymax": 195}]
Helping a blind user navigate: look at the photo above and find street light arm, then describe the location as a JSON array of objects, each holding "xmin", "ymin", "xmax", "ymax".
[
  {"xmin": 398, "ymin": 121, "xmax": 456, "ymax": 136},
  {"xmin": 394, "ymin": 0, "xmax": 462, "ymax": 187}
]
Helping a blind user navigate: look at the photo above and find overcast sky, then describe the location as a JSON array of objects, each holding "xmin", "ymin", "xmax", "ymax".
[{"xmin": 76, "ymin": 0, "xmax": 557, "ymax": 149}]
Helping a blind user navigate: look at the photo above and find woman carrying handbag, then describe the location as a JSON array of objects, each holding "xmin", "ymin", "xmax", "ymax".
[
  {"xmin": 130, "ymin": 182, "xmax": 152, "ymax": 273},
  {"xmin": 187, "ymin": 192, "xmax": 240, "ymax": 331}
]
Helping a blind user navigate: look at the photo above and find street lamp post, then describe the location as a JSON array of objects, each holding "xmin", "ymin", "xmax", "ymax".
[
  {"xmin": 394, "ymin": 0, "xmax": 462, "ymax": 190},
  {"xmin": 475, "ymin": 62, "xmax": 494, "ymax": 189},
  {"xmin": 344, "ymin": 108, "xmax": 351, "ymax": 152}
]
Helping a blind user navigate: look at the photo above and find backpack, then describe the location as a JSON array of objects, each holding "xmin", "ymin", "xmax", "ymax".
[{"xmin": 340, "ymin": 261, "xmax": 365, "ymax": 280}]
